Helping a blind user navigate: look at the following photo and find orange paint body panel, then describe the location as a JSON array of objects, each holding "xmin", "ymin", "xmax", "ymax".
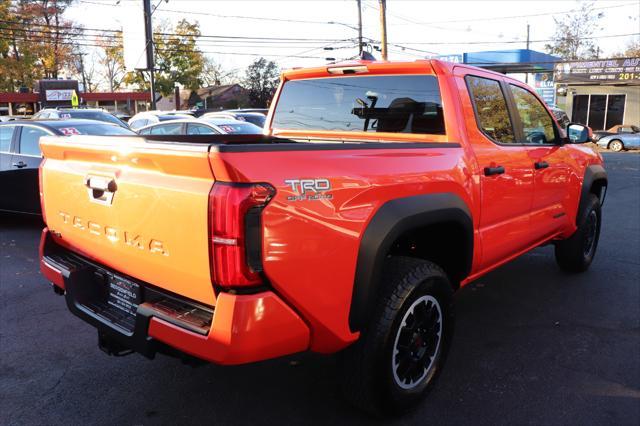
[
  {"xmin": 148, "ymin": 291, "xmax": 310, "ymax": 365},
  {"xmin": 39, "ymin": 59, "xmax": 605, "ymax": 365}
]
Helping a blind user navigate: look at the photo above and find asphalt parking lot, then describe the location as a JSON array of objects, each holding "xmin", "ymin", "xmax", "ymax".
[{"xmin": 1, "ymin": 152, "xmax": 639, "ymax": 425}]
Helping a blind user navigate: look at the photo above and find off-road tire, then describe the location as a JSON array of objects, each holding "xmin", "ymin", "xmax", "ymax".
[
  {"xmin": 340, "ymin": 257, "xmax": 454, "ymax": 416},
  {"xmin": 555, "ymin": 194, "xmax": 601, "ymax": 273},
  {"xmin": 608, "ymin": 139, "xmax": 624, "ymax": 152}
]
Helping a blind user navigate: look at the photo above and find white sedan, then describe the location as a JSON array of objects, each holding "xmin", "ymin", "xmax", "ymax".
[{"xmin": 136, "ymin": 118, "xmax": 263, "ymax": 135}]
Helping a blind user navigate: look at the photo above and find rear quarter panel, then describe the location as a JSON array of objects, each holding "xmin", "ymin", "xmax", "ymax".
[{"xmin": 210, "ymin": 144, "xmax": 474, "ymax": 352}]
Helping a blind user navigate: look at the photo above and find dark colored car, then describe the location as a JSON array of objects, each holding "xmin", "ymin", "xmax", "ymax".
[
  {"xmin": 592, "ymin": 124, "xmax": 640, "ymax": 142},
  {"xmin": 549, "ymin": 106, "xmax": 570, "ymax": 130},
  {"xmin": 33, "ymin": 108, "xmax": 129, "ymax": 129},
  {"xmin": 0, "ymin": 119, "xmax": 134, "ymax": 215}
]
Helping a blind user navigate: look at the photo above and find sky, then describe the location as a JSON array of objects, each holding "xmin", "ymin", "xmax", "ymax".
[{"xmin": 65, "ymin": 0, "xmax": 640, "ymax": 74}]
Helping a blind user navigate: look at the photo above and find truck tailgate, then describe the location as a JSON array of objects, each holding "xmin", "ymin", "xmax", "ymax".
[{"xmin": 40, "ymin": 136, "xmax": 216, "ymax": 306}]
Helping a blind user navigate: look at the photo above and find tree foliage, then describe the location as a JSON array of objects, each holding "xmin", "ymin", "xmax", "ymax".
[
  {"xmin": 242, "ymin": 57, "xmax": 279, "ymax": 108},
  {"xmin": 1, "ymin": 0, "xmax": 82, "ymax": 90},
  {"xmin": 545, "ymin": 2, "xmax": 604, "ymax": 60},
  {"xmin": 122, "ymin": 19, "xmax": 205, "ymax": 96}
]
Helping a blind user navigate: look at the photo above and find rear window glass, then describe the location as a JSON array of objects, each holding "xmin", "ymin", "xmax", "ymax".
[
  {"xmin": 60, "ymin": 110, "xmax": 124, "ymax": 126},
  {"xmin": 203, "ymin": 120, "xmax": 262, "ymax": 134},
  {"xmin": 272, "ymin": 75, "xmax": 445, "ymax": 134},
  {"xmin": 49, "ymin": 123, "xmax": 134, "ymax": 135}
]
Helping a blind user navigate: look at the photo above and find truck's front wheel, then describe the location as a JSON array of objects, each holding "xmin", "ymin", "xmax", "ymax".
[
  {"xmin": 555, "ymin": 194, "xmax": 602, "ymax": 272},
  {"xmin": 340, "ymin": 257, "xmax": 454, "ymax": 415}
]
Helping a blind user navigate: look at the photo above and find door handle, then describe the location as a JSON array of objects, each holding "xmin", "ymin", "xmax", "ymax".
[
  {"xmin": 484, "ymin": 166, "xmax": 505, "ymax": 176},
  {"xmin": 12, "ymin": 161, "xmax": 27, "ymax": 168},
  {"xmin": 85, "ymin": 176, "xmax": 117, "ymax": 205},
  {"xmin": 534, "ymin": 161, "xmax": 549, "ymax": 169}
]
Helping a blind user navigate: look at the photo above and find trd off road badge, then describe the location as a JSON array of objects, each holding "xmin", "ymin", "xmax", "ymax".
[{"xmin": 284, "ymin": 178, "xmax": 333, "ymax": 201}]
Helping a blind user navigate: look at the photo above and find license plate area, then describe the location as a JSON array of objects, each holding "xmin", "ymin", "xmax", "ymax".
[
  {"xmin": 108, "ymin": 275, "xmax": 141, "ymax": 317},
  {"xmin": 77, "ymin": 269, "xmax": 143, "ymax": 335}
]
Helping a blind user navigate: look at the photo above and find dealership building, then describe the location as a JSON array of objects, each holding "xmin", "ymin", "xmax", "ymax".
[{"xmin": 553, "ymin": 57, "xmax": 640, "ymax": 130}]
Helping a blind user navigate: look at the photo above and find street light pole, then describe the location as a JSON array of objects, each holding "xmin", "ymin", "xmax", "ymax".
[
  {"xmin": 379, "ymin": 0, "xmax": 388, "ymax": 60},
  {"xmin": 143, "ymin": 0, "xmax": 156, "ymax": 109},
  {"xmin": 525, "ymin": 23, "xmax": 530, "ymax": 83},
  {"xmin": 356, "ymin": 0, "xmax": 363, "ymax": 56}
]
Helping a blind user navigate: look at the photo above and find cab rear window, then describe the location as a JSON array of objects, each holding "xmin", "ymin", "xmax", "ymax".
[{"xmin": 272, "ymin": 75, "xmax": 445, "ymax": 134}]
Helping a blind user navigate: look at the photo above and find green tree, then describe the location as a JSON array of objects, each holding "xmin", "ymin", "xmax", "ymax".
[
  {"xmin": 545, "ymin": 2, "xmax": 604, "ymax": 60},
  {"xmin": 242, "ymin": 57, "xmax": 279, "ymax": 108},
  {"xmin": 0, "ymin": 0, "xmax": 82, "ymax": 90},
  {"xmin": 122, "ymin": 19, "xmax": 205, "ymax": 96}
]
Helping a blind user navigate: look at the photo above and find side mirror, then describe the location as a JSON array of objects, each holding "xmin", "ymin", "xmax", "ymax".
[{"xmin": 567, "ymin": 123, "xmax": 591, "ymax": 143}]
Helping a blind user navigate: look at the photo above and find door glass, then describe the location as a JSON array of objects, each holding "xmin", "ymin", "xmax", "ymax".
[
  {"xmin": 588, "ymin": 95, "xmax": 606, "ymax": 130},
  {"xmin": 571, "ymin": 95, "xmax": 589, "ymax": 125},
  {"xmin": 605, "ymin": 95, "xmax": 625, "ymax": 129},
  {"xmin": 187, "ymin": 124, "xmax": 217, "ymax": 135},
  {"xmin": 149, "ymin": 123, "xmax": 183, "ymax": 135},
  {"xmin": 466, "ymin": 76, "xmax": 515, "ymax": 144},
  {"xmin": 19, "ymin": 127, "xmax": 49, "ymax": 156},
  {"xmin": 0, "ymin": 125, "xmax": 16, "ymax": 152},
  {"xmin": 509, "ymin": 84, "xmax": 556, "ymax": 144}
]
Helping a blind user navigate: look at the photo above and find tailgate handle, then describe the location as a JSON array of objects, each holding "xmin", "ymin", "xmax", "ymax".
[{"xmin": 85, "ymin": 176, "xmax": 117, "ymax": 205}]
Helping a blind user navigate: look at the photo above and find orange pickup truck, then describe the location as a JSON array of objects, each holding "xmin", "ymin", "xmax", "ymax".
[{"xmin": 39, "ymin": 60, "xmax": 606, "ymax": 414}]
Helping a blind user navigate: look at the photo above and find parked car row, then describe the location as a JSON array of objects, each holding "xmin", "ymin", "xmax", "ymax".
[{"xmin": 0, "ymin": 106, "xmax": 267, "ymax": 216}]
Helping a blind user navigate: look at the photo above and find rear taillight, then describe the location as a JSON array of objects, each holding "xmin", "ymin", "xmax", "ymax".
[
  {"xmin": 208, "ymin": 182, "xmax": 275, "ymax": 288},
  {"xmin": 39, "ymin": 159, "xmax": 47, "ymax": 223}
]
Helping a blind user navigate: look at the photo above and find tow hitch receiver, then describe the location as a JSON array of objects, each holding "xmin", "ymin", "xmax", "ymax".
[{"xmin": 98, "ymin": 331, "xmax": 134, "ymax": 357}]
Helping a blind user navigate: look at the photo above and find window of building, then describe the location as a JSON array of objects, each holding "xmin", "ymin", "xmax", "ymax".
[
  {"xmin": 571, "ymin": 93, "xmax": 626, "ymax": 130},
  {"xmin": 465, "ymin": 76, "xmax": 515, "ymax": 144}
]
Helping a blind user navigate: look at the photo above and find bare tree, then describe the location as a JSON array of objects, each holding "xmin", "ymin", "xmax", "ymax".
[{"xmin": 545, "ymin": 2, "xmax": 604, "ymax": 60}]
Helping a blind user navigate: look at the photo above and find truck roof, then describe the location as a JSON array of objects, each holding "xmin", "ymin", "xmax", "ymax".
[{"xmin": 281, "ymin": 59, "xmax": 508, "ymax": 81}]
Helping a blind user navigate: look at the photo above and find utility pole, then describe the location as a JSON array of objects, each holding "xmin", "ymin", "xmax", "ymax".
[
  {"xmin": 75, "ymin": 52, "xmax": 88, "ymax": 93},
  {"xmin": 379, "ymin": 0, "xmax": 388, "ymax": 60},
  {"xmin": 356, "ymin": 0, "xmax": 363, "ymax": 56},
  {"xmin": 143, "ymin": 0, "xmax": 156, "ymax": 109},
  {"xmin": 525, "ymin": 23, "xmax": 530, "ymax": 83}
]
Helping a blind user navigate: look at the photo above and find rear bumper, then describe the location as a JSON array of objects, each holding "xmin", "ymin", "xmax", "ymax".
[{"xmin": 39, "ymin": 228, "xmax": 310, "ymax": 365}]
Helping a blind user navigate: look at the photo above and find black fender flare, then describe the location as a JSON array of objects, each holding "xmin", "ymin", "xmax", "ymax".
[
  {"xmin": 349, "ymin": 192, "xmax": 473, "ymax": 332},
  {"xmin": 579, "ymin": 164, "xmax": 608, "ymax": 216}
]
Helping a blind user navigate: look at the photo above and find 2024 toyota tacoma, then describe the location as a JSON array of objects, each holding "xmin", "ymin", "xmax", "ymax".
[{"xmin": 39, "ymin": 60, "xmax": 606, "ymax": 415}]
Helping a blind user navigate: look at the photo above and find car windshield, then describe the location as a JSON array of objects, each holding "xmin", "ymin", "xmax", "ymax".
[
  {"xmin": 49, "ymin": 122, "xmax": 135, "ymax": 135},
  {"xmin": 59, "ymin": 110, "xmax": 125, "ymax": 126},
  {"xmin": 272, "ymin": 75, "xmax": 445, "ymax": 134},
  {"xmin": 203, "ymin": 120, "xmax": 263, "ymax": 134}
]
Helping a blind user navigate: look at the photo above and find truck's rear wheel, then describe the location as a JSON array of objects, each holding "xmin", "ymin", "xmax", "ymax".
[
  {"xmin": 555, "ymin": 194, "xmax": 601, "ymax": 272},
  {"xmin": 340, "ymin": 257, "xmax": 454, "ymax": 415}
]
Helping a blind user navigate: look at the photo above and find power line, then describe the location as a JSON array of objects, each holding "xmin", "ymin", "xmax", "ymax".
[{"xmin": 382, "ymin": 1, "xmax": 640, "ymax": 25}]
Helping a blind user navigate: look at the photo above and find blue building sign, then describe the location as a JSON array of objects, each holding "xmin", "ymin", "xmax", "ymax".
[{"xmin": 533, "ymin": 73, "xmax": 555, "ymax": 105}]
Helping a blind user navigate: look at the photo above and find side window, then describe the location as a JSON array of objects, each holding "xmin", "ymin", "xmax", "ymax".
[
  {"xmin": 187, "ymin": 124, "xmax": 217, "ymax": 135},
  {"xmin": 1, "ymin": 125, "xmax": 16, "ymax": 152},
  {"xmin": 138, "ymin": 127, "xmax": 151, "ymax": 135},
  {"xmin": 509, "ymin": 84, "xmax": 557, "ymax": 144},
  {"xmin": 149, "ymin": 123, "xmax": 183, "ymax": 135},
  {"xmin": 465, "ymin": 76, "xmax": 515, "ymax": 144},
  {"xmin": 19, "ymin": 127, "xmax": 49, "ymax": 156},
  {"xmin": 619, "ymin": 126, "xmax": 632, "ymax": 134}
]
